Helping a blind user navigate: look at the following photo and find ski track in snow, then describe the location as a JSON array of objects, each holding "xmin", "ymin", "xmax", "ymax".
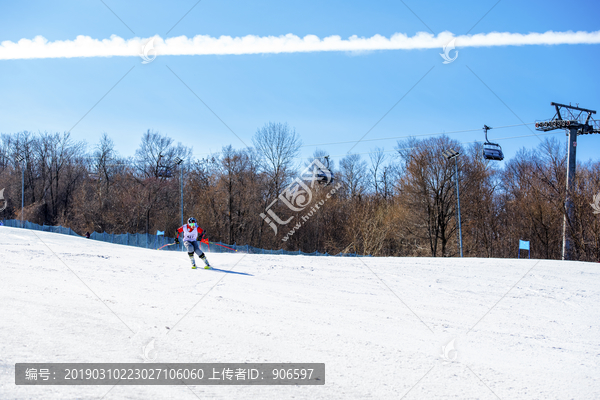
[{"xmin": 0, "ymin": 226, "xmax": 599, "ymax": 399}]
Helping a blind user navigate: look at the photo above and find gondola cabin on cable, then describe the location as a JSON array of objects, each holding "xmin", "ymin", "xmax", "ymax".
[
  {"xmin": 316, "ymin": 156, "xmax": 335, "ymax": 185},
  {"xmin": 482, "ymin": 125, "xmax": 504, "ymax": 161},
  {"xmin": 157, "ymin": 165, "xmax": 173, "ymax": 178},
  {"xmin": 156, "ymin": 154, "xmax": 175, "ymax": 178}
]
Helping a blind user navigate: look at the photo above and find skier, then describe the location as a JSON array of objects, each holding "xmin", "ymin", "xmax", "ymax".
[{"xmin": 174, "ymin": 217, "xmax": 211, "ymax": 269}]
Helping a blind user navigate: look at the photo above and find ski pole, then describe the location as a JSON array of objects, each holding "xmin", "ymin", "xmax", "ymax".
[
  {"xmin": 158, "ymin": 242, "xmax": 177, "ymax": 250},
  {"xmin": 200, "ymin": 238, "xmax": 237, "ymax": 252},
  {"xmin": 207, "ymin": 241, "xmax": 238, "ymax": 252}
]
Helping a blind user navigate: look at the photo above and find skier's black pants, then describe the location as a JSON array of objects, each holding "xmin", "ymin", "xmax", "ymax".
[{"xmin": 184, "ymin": 240, "xmax": 205, "ymax": 259}]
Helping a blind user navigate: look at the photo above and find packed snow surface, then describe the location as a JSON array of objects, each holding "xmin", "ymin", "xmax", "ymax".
[{"xmin": 1, "ymin": 226, "xmax": 599, "ymax": 399}]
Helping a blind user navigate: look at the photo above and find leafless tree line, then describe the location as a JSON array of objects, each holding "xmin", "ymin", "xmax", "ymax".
[{"xmin": 0, "ymin": 125, "xmax": 598, "ymax": 261}]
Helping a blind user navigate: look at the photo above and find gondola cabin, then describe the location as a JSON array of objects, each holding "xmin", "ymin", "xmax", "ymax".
[
  {"xmin": 316, "ymin": 156, "xmax": 335, "ymax": 185},
  {"xmin": 157, "ymin": 165, "xmax": 173, "ymax": 178},
  {"xmin": 316, "ymin": 170, "xmax": 335, "ymax": 185},
  {"xmin": 483, "ymin": 143, "xmax": 504, "ymax": 161},
  {"xmin": 482, "ymin": 125, "xmax": 504, "ymax": 161}
]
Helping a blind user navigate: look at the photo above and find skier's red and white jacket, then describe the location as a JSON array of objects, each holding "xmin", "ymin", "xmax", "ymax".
[{"xmin": 177, "ymin": 224, "xmax": 204, "ymax": 242}]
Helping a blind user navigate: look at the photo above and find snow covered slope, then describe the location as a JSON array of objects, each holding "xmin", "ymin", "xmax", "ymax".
[{"xmin": 1, "ymin": 226, "xmax": 599, "ymax": 399}]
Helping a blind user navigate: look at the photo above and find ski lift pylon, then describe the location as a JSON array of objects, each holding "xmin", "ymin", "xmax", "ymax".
[{"xmin": 482, "ymin": 125, "xmax": 504, "ymax": 161}]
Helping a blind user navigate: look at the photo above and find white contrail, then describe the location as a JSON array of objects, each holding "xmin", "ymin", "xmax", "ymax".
[{"xmin": 1, "ymin": 30, "xmax": 599, "ymax": 60}]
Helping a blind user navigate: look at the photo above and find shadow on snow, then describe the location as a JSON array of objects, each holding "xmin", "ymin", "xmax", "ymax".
[{"xmin": 206, "ymin": 268, "xmax": 253, "ymax": 276}]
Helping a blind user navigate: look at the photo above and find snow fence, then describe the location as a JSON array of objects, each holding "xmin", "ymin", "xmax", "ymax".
[{"xmin": 0, "ymin": 219, "xmax": 365, "ymax": 257}]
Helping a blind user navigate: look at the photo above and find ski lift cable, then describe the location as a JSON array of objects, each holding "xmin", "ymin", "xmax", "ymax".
[
  {"xmin": 299, "ymin": 122, "xmax": 536, "ymax": 148},
  {"xmin": 75, "ymin": 121, "xmax": 542, "ymax": 165},
  {"xmin": 188, "ymin": 121, "xmax": 537, "ymax": 158},
  {"xmin": 313, "ymin": 129, "xmax": 559, "ymax": 160},
  {"xmin": 79, "ymin": 130, "xmax": 559, "ymax": 168}
]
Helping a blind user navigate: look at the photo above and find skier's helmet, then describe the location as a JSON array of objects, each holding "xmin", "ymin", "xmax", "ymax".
[{"xmin": 188, "ymin": 217, "xmax": 197, "ymax": 226}]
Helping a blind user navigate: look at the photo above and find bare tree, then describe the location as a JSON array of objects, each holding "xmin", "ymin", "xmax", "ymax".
[
  {"xmin": 134, "ymin": 130, "xmax": 191, "ymax": 179},
  {"xmin": 339, "ymin": 154, "xmax": 367, "ymax": 199},
  {"xmin": 33, "ymin": 132, "xmax": 86, "ymax": 224},
  {"xmin": 133, "ymin": 130, "xmax": 191, "ymax": 234},
  {"xmin": 369, "ymin": 147, "xmax": 386, "ymax": 196},
  {"xmin": 253, "ymin": 122, "xmax": 302, "ymax": 246},
  {"xmin": 253, "ymin": 122, "xmax": 301, "ymax": 197},
  {"xmin": 396, "ymin": 136, "xmax": 459, "ymax": 257}
]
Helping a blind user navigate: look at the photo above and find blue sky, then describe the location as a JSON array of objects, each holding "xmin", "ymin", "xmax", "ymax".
[{"xmin": 1, "ymin": 0, "xmax": 599, "ymax": 165}]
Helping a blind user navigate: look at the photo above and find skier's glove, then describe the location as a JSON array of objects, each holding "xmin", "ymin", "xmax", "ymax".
[{"xmin": 174, "ymin": 237, "xmax": 180, "ymax": 245}]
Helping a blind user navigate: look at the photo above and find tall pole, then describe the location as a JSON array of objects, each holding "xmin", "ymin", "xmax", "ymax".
[
  {"xmin": 562, "ymin": 127, "xmax": 578, "ymax": 260},
  {"xmin": 455, "ymin": 158, "xmax": 463, "ymax": 258},
  {"xmin": 173, "ymin": 157, "xmax": 185, "ymax": 252},
  {"xmin": 21, "ymin": 163, "xmax": 24, "ymax": 228},
  {"xmin": 180, "ymin": 164, "xmax": 184, "ymax": 252},
  {"xmin": 180, "ymin": 165, "xmax": 183, "ymax": 227}
]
